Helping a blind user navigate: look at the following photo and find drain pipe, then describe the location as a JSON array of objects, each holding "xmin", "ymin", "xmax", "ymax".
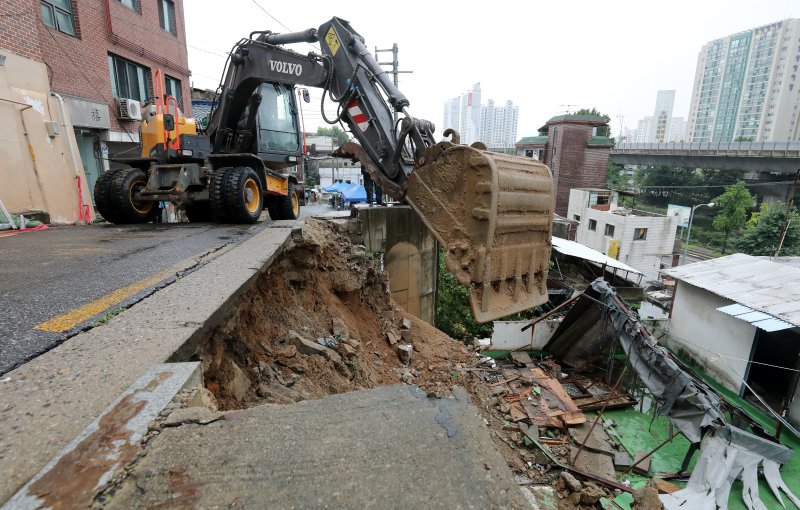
[{"xmin": 52, "ymin": 92, "xmax": 91, "ymax": 223}]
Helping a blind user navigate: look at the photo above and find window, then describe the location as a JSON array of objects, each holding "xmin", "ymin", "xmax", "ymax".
[
  {"xmin": 108, "ymin": 54, "xmax": 150, "ymax": 103},
  {"xmin": 158, "ymin": 0, "xmax": 175, "ymax": 34},
  {"xmin": 258, "ymin": 83, "xmax": 300, "ymax": 152},
  {"xmin": 634, "ymin": 228, "xmax": 648, "ymax": 241},
  {"xmin": 164, "ymin": 75, "xmax": 181, "ymax": 107},
  {"xmin": 588, "ymin": 219, "xmax": 597, "ymax": 231},
  {"xmin": 604, "ymin": 224, "xmax": 615, "ymax": 237},
  {"xmin": 573, "ymin": 215, "xmax": 581, "ymax": 222},
  {"xmin": 40, "ymin": 0, "xmax": 75, "ymax": 36},
  {"xmin": 119, "ymin": 0, "xmax": 137, "ymax": 11}
]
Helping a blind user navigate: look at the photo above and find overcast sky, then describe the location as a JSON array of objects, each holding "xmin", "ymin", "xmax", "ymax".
[{"xmin": 184, "ymin": 0, "xmax": 796, "ymax": 139}]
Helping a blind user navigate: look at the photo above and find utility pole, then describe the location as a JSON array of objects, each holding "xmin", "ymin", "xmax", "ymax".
[
  {"xmin": 375, "ymin": 43, "xmax": 413, "ymax": 124},
  {"xmin": 560, "ymin": 104, "xmax": 577, "ymax": 115}
]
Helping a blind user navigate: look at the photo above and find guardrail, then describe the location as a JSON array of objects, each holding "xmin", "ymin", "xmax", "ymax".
[{"xmin": 613, "ymin": 141, "xmax": 800, "ymax": 158}]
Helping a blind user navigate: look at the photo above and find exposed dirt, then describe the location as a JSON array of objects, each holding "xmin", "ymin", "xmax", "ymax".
[
  {"xmin": 196, "ymin": 216, "xmax": 663, "ymax": 510},
  {"xmin": 199, "ymin": 218, "xmax": 474, "ymax": 410}
]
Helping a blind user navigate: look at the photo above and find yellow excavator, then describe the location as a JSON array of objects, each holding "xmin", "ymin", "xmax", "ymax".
[{"xmin": 94, "ymin": 17, "xmax": 553, "ymax": 322}]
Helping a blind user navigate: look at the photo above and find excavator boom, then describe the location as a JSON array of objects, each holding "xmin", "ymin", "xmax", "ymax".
[{"xmin": 218, "ymin": 18, "xmax": 554, "ymax": 322}]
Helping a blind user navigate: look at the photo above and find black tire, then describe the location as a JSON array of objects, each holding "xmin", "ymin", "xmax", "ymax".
[
  {"xmin": 93, "ymin": 168, "xmax": 125, "ymax": 221},
  {"xmin": 221, "ymin": 166, "xmax": 263, "ymax": 224},
  {"xmin": 209, "ymin": 167, "xmax": 231, "ymax": 223},
  {"xmin": 185, "ymin": 203, "xmax": 213, "ymax": 222},
  {"xmin": 101, "ymin": 168, "xmax": 157, "ymax": 224},
  {"xmin": 266, "ymin": 185, "xmax": 300, "ymax": 220}
]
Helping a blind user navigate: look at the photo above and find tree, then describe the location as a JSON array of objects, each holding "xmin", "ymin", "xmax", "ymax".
[
  {"xmin": 733, "ymin": 205, "xmax": 800, "ymax": 256},
  {"xmin": 435, "ymin": 250, "xmax": 493, "ymax": 341},
  {"xmin": 634, "ymin": 166, "xmax": 702, "ymax": 207},
  {"xmin": 575, "ymin": 108, "xmax": 613, "ymax": 138},
  {"xmin": 712, "ymin": 181, "xmax": 755, "ymax": 254},
  {"xmin": 575, "ymin": 108, "xmax": 611, "ymax": 123},
  {"xmin": 606, "ymin": 161, "xmax": 628, "ymax": 189},
  {"xmin": 315, "ymin": 125, "xmax": 350, "ymax": 146}
]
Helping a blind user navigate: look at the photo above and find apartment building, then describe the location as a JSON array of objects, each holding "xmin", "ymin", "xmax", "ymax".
[{"xmin": 686, "ymin": 18, "xmax": 800, "ymax": 142}]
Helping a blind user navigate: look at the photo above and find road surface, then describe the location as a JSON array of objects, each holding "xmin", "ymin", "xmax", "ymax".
[{"xmin": 0, "ymin": 203, "xmax": 328, "ymax": 375}]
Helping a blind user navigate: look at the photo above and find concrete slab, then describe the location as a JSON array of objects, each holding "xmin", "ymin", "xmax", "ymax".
[
  {"xmin": 3, "ymin": 363, "xmax": 200, "ymax": 510},
  {"xmin": 108, "ymin": 385, "xmax": 529, "ymax": 509},
  {"xmin": 0, "ymin": 224, "xmax": 294, "ymax": 502}
]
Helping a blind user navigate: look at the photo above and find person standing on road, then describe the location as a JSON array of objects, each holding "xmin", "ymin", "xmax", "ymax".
[{"xmin": 360, "ymin": 165, "xmax": 383, "ymax": 206}]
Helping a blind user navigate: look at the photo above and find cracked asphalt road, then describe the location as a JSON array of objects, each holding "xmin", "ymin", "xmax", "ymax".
[{"xmin": 0, "ymin": 204, "xmax": 328, "ymax": 375}]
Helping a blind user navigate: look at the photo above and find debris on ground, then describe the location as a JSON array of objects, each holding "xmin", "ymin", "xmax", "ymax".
[
  {"xmin": 188, "ymin": 218, "xmax": 798, "ymax": 510},
  {"xmin": 199, "ymin": 218, "xmax": 474, "ymax": 410}
]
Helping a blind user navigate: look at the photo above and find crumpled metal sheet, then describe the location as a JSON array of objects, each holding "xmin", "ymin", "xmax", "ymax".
[
  {"xmin": 544, "ymin": 279, "xmax": 726, "ymax": 443},
  {"xmin": 661, "ymin": 431, "xmax": 800, "ymax": 510},
  {"xmin": 543, "ymin": 279, "xmax": 797, "ymax": 509}
]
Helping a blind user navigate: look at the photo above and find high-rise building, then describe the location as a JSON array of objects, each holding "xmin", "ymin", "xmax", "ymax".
[
  {"xmin": 687, "ymin": 18, "xmax": 800, "ymax": 142},
  {"xmin": 649, "ymin": 90, "xmax": 676, "ymax": 143},
  {"xmin": 442, "ymin": 84, "xmax": 519, "ymax": 148},
  {"xmin": 668, "ymin": 117, "xmax": 687, "ymax": 142},
  {"xmin": 442, "ymin": 96, "xmax": 460, "ymax": 138},
  {"xmin": 635, "ymin": 117, "xmax": 653, "ymax": 143}
]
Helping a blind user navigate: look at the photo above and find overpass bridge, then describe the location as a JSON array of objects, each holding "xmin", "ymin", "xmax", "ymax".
[{"xmin": 610, "ymin": 141, "xmax": 800, "ymax": 173}]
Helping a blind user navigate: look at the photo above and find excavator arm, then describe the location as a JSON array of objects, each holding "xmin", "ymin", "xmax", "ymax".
[{"xmin": 208, "ymin": 17, "xmax": 554, "ymax": 322}]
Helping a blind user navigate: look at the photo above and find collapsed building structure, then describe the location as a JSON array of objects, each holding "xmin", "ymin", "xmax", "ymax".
[{"xmin": 542, "ymin": 279, "xmax": 799, "ymax": 509}]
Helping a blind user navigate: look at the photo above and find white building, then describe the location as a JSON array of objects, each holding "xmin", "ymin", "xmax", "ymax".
[
  {"xmin": 668, "ymin": 117, "xmax": 687, "ymax": 142},
  {"xmin": 442, "ymin": 83, "xmax": 519, "ymax": 147},
  {"xmin": 442, "ymin": 97, "xmax": 460, "ymax": 137},
  {"xmin": 649, "ymin": 90, "xmax": 676, "ymax": 143},
  {"xmin": 663, "ymin": 255, "xmax": 800, "ymax": 428},
  {"xmin": 687, "ymin": 18, "xmax": 800, "ymax": 142},
  {"xmin": 567, "ymin": 188, "xmax": 677, "ymax": 281},
  {"xmin": 635, "ymin": 117, "xmax": 652, "ymax": 143}
]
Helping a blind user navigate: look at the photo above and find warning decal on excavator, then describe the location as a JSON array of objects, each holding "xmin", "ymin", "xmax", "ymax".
[
  {"xmin": 325, "ymin": 27, "xmax": 340, "ymax": 56},
  {"xmin": 347, "ymin": 100, "xmax": 369, "ymax": 131}
]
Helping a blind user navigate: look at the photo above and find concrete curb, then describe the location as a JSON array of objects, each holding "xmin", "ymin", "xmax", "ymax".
[
  {"xmin": 3, "ymin": 363, "xmax": 201, "ymax": 510},
  {"xmin": 0, "ymin": 221, "xmax": 296, "ymax": 503}
]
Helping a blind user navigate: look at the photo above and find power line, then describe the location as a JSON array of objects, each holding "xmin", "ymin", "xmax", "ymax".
[
  {"xmin": 248, "ymin": 0, "xmax": 320, "ymax": 52},
  {"xmin": 43, "ymin": 27, "xmax": 138, "ymax": 143},
  {"xmin": 187, "ymin": 44, "xmax": 227, "ymax": 58}
]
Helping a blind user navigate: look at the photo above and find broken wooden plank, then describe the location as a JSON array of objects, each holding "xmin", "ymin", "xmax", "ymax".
[
  {"xmin": 562, "ymin": 411, "xmax": 587, "ymax": 426},
  {"xmin": 509, "ymin": 351, "xmax": 533, "ymax": 365},
  {"xmin": 509, "ymin": 403, "xmax": 527, "ymax": 422},
  {"xmin": 529, "ymin": 368, "xmax": 585, "ymax": 426},
  {"xmin": 632, "ymin": 451, "xmax": 651, "ymax": 475},
  {"xmin": 653, "ymin": 478, "xmax": 680, "ymax": 494}
]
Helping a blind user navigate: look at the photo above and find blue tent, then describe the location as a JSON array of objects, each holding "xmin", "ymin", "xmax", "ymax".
[
  {"xmin": 322, "ymin": 182, "xmax": 350, "ymax": 193},
  {"xmin": 340, "ymin": 183, "xmax": 367, "ymax": 203}
]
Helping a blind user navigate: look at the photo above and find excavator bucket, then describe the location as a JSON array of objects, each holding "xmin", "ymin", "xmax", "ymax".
[{"xmin": 406, "ymin": 146, "xmax": 553, "ymax": 323}]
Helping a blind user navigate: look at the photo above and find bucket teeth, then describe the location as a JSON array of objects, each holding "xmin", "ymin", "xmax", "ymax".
[{"xmin": 405, "ymin": 145, "xmax": 553, "ymax": 323}]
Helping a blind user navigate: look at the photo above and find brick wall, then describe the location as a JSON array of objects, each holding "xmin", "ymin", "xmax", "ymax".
[
  {"xmin": 2, "ymin": 0, "xmax": 191, "ymax": 134},
  {"xmin": 547, "ymin": 123, "xmax": 609, "ymax": 216},
  {"xmin": 0, "ymin": 0, "xmax": 43, "ymax": 60}
]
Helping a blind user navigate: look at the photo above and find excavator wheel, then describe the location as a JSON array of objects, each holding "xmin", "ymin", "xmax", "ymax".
[
  {"xmin": 221, "ymin": 166, "xmax": 263, "ymax": 224},
  {"xmin": 94, "ymin": 168, "xmax": 125, "ymax": 221},
  {"xmin": 405, "ymin": 146, "xmax": 553, "ymax": 323},
  {"xmin": 97, "ymin": 167, "xmax": 157, "ymax": 224},
  {"xmin": 209, "ymin": 167, "xmax": 231, "ymax": 223},
  {"xmin": 266, "ymin": 185, "xmax": 300, "ymax": 221}
]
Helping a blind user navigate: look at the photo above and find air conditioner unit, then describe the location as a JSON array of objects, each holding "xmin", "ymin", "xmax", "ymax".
[{"xmin": 116, "ymin": 98, "xmax": 142, "ymax": 121}]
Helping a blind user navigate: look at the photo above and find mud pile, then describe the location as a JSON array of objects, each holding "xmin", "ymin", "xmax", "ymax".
[{"xmin": 199, "ymin": 218, "xmax": 474, "ymax": 410}]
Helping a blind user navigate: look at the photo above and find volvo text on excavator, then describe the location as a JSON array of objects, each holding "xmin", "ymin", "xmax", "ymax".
[{"xmin": 94, "ymin": 17, "xmax": 554, "ymax": 322}]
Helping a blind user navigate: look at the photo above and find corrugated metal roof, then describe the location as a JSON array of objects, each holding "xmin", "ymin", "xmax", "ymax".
[
  {"xmin": 663, "ymin": 253, "xmax": 800, "ymax": 328},
  {"xmin": 551, "ymin": 237, "xmax": 643, "ymax": 275},
  {"xmin": 717, "ymin": 304, "xmax": 795, "ymax": 332}
]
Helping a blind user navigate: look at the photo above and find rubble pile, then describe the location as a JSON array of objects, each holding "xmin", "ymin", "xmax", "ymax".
[
  {"xmin": 465, "ymin": 351, "xmax": 665, "ymax": 508},
  {"xmin": 199, "ymin": 218, "xmax": 474, "ymax": 410}
]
